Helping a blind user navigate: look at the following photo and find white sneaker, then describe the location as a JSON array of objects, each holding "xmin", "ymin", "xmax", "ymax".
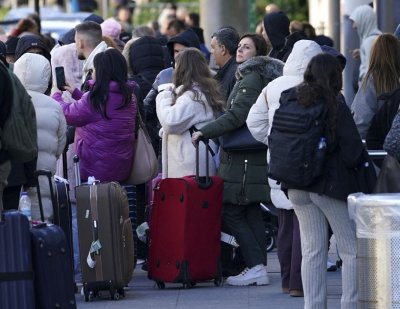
[
  {"xmin": 327, "ymin": 259, "xmax": 337, "ymax": 272},
  {"xmin": 225, "ymin": 264, "xmax": 269, "ymax": 286}
]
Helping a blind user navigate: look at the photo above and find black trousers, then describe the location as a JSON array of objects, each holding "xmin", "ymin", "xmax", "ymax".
[
  {"xmin": 277, "ymin": 208, "xmax": 303, "ymax": 291},
  {"xmin": 2, "ymin": 185, "xmax": 21, "ymax": 210},
  {"xmin": 223, "ymin": 203, "xmax": 266, "ymax": 268}
]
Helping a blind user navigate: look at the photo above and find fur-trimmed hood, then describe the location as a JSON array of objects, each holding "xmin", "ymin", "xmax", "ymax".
[{"xmin": 236, "ymin": 56, "xmax": 284, "ymax": 82}]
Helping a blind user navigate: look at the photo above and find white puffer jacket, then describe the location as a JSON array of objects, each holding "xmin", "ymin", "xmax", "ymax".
[
  {"xmin": 247, "ymin": 40, "xmax": 322, "ymax": 210},
  {"xmin": 156, "ymin": 85, "xmax": 218, "ymax": 179},
  {"xmin": 50, "ymin": 43, "xmax": 84, "ymax": 203},
  {"xmin": 14, "ymin": 53, "xmax": 67, "ymax": 221}
]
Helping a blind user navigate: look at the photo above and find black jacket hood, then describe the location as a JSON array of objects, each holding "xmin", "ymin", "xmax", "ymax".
[
  {"xmin": 263, "ymin": 12, "xmax": 290, "ymax": 53},
  {"xmin": 166, "ymin": 28, "xmax": 200, "ymax": 60}
]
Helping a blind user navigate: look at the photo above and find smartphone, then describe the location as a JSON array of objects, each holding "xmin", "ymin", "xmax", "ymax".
[{"xmin": 55, "ymin": 66, "xmax": 66, "ymax": 90}]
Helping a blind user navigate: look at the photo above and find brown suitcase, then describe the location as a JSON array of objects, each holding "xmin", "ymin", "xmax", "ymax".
[{"xmin": 74, "ymin": 156, "xmax": 134, "ymax": 301}]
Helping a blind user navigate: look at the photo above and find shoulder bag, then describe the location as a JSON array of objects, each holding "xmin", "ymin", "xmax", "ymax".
[
  {"xmin": 221, "ymin": 125, "xmax": 267, "ymax": 152},
  {"xmin": 125, "ymin": 111, "xmax": 158, "ymax": 185},
  {"xmin": 373, "ymin": 154, "xmax": 400, "ymax": 193}
]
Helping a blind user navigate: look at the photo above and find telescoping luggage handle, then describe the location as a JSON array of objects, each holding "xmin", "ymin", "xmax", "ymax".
[
  {"xmin": 73, "ymin": 155, "xmax": 81, "ymax": 187},
  {"xmin": 195, "ymin": 139, "xmax": 213, "ymax": 189},
  {"xmin": 368, "ymin": 150, "xmax": 387, "ymax": 159},
  {"xmin": 34, "ymin": 170, "xmax": 57, "ymax": 223},
  {"xmin": 73, "ymin": 155, "xmax": 102, "ymax": 273}
]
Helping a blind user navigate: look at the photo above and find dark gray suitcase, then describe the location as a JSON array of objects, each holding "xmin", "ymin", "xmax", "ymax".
[
  {"xmin": 74, "ymin": 156, "xmax": 134, "ymax": 301},
  {"xmin": 0, "ymin": 211, "xmax": 35, "ymax": 309}
]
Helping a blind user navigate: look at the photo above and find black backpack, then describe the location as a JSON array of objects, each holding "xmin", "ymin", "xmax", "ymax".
[{"xmin": 268, "ymin": 87, "xmax": 328, "ymax": 188}]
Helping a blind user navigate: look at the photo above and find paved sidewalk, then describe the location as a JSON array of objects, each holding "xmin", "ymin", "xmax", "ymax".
[{"xmin": 75, "ymin": 249, "xmax": 342, "ymax": 309}]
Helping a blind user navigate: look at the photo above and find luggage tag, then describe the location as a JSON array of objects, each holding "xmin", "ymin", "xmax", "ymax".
[
  {"xmin": 136, "ymin": 222, "xmax": 149, "ymax": 243},
  {"xmin": 87, "ymin": 239, "xmax": 102, "ymax": 268}
]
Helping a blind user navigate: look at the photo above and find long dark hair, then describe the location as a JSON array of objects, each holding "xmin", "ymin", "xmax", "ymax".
[
  {"xmin": 297, "ymin": 53, "xmax": 342, "ymax": 141},
  {"xmin": 172, "ymin": 48, "xmax": 224, "ymax": 116},
  {"xmin": 90, "ymin": 48, "xmax": 132, "ymax": 119}
]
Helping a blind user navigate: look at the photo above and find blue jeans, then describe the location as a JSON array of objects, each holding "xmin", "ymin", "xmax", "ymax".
[{"xmin": 71, "ymin": 202, "xmax": 81, "ymax": 282}]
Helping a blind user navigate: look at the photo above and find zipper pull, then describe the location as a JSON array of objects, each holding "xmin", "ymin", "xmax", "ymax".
[{"xmin": 241, "ymin": 159, "xmax": 248, "ymax": 194}]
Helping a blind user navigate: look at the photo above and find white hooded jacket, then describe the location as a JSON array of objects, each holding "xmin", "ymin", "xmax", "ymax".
[
  {"xmin": 14, "ymin": 53, "xmax": 67, "ymax": 221},
  {"xmin": 350, "ymin": 5, "xmax": 381, "ymax": 81},
  {"xmin": 51, "ymin": 43, "xmax": 84, "ymax": 203},
  {"xmin": 247, "ymin": 40, "xmax": 322, "ymax": 210}
]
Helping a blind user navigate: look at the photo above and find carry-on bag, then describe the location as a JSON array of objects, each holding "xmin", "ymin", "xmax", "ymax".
[
  {"xmin": 148, "ymin": 140, "xmax": 223, "ymax": 288},
  {"xmin": 31, "ymin": 169, "xmax": 76, "ymax": 309},
  {"xmin": 53, "ymin": 149, "xmax": 74, "ymax": 266},
  {"xmin": 74, "ymin": 156, "xmax": 134, "ymax": 301},
  {"xmin": 53, "ymin": 175, "xmax": 74, "ymax": 266},
  {"xmin": 0, "ymin": 210, "xmax": 35, "ymax": 309}
]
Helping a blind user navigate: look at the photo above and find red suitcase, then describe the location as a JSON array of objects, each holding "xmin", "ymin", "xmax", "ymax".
[{"xmin": 148, "ymin": 141, "xmax": 223, "ymax": 288}]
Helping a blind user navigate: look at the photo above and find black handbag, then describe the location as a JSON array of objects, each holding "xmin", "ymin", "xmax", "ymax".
[
  {"xmin": 373, "ymin": 154, "xmax": 400, "ymax": 193},
  {"xmin": 220, "ymin": 125, "xmax": 267, "ymax": 152}
]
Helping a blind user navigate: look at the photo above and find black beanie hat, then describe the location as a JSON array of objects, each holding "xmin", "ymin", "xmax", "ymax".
[
  {"xmin": 84, "ymin": 14, "xmax": 104, "ymax": 25},
  {"xmin": 59, "ymin": 13, "xmax": 104, "ymax": 45},
  {"xmin": 15, "ymin": 34, "xmax": 51, "ymax": 63},
  {"xmin": 5, "ymin": 36, "xmax": 20, "ymax": 55}
]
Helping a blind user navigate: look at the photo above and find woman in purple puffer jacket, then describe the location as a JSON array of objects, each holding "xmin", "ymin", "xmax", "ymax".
[{"xmin": 53, "ymin": 48, "xmax": 137, "ymax": 182}]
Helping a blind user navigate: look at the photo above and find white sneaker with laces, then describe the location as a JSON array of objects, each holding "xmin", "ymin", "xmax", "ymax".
[{"xmin": 225, "ymin": 264, "xmax": 269, "ymax": 286}]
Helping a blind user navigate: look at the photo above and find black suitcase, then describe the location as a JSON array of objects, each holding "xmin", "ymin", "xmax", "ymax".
[
  {"xmin": 53, "ymin": 149, "xmax": 74, "ymax": 265},
  {"xmin": 53, "ymin": 175, "xmax": 74, "ymax": 268},
  {"xmin": 0, "ymin": 211, "xmax": 35, "ymax": 309},
  {"xmin": 32, "ymin": 170, "xmax": 76, "ymax": 309}
]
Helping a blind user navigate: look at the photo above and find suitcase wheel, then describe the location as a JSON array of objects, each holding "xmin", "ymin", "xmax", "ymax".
[
  {"xmin": 110, "ymin": 289, "xmax": 121, "ymax": 300},
  {"xmin": 182, "ymin": 282, "xmax": 195, "ymax": 289},
  {"xmin": 214, "ymin": 278, "xmax": 222, "ymax": 287},
  {"xmin": 84, "ymin": 290, "xmax": 97, "ymax": 302},
  {"xmin": 117, "ymin": 288, "xmax": 125, "ymax": 298},
  {"xmin": 156, "ymin": 281, "xmax": 165, "ymax": 289},
  {"xmin": 83, "ymin": 290, "xmax": 90, "ymax": 302}
]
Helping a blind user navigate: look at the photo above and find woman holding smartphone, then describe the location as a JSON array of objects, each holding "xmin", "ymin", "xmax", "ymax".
[{"xmin": 52, "ymin": 48, "xmax": 137, "ymax": 182}]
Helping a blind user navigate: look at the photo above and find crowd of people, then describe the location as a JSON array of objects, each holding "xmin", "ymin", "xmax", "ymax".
[{"xmin": 1, "ymin": 2, "xmax": 399, "ymax": 309}]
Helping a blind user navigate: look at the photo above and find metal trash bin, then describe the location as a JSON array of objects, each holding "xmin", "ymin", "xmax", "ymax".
[{"xmin": 348, "ymin": 193, "xmax": 400, "ymax": 309}]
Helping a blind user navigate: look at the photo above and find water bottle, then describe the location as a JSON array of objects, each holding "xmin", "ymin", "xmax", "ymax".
[
  {"xmin": 19, "ymin": 192, "xmax": 32, "ymax": 223},
  {"xmin": 314, "ymin": 137, "xmax": 327, "ymax": 178},
  {"xmin": 318, "ymin": 137, "xmax": 327, "ymax": 150}
]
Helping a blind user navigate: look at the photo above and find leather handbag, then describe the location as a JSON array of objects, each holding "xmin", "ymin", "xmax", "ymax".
[
  {"xmin": 125, "ymin": 112, "xmax": 158, "ymax": 185},
  {"xmin": 221, "ymin": 125, "xmax": 267, "ymax": 152},
  {"xmin": 373, "ymin": 154, "xmax": 400, "ymax": 193}
]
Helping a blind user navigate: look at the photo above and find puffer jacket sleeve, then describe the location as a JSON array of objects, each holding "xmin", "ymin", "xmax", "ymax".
[
  {"xmin": 56, "ymin": 105, "xmax": 67, "ymax": 158},
  {"xmin": 201, "ymin": 71, "xmax": 264, "ymax": 139},
  {"xmin": 52, "ymin": 91, "xmax": 100, "ymax": 127},
  {"xmin": 246, "ymin": 86, "xmax": 269, "ymax": 145}
]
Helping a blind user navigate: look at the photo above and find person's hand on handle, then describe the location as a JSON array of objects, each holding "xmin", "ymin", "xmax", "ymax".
[{"xmin": 191, "ymin": 131, "xmax": 204, "ymax": 147}]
